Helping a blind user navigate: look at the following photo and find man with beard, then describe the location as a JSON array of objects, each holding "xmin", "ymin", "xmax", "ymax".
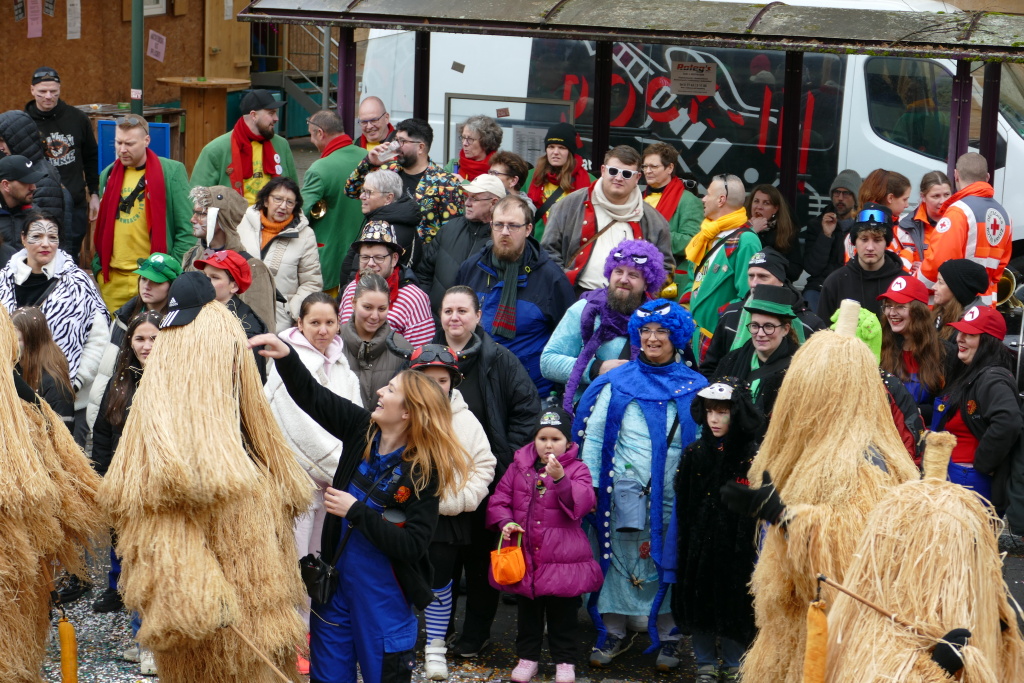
[
  {"xmin": 542, "ymin": 239, "xmax": 666, "ymax": 411},
  {"xmin": 346, "ymin": 118, "xmax": 463, "ymax": 243},
  {"xmin": 456, "ymin": 194, "xmax": 575, "ymax": 395},
  {"xmin": 801, "ymin": 169, "xmax": 862, "ymax": 311},
  {"xmin": 190, "ymin": 90, "xmax": 298, "ymax": 205},
  {"xmin": 0, "ymin": 155, "xmax": 44, "ymax": 249}
]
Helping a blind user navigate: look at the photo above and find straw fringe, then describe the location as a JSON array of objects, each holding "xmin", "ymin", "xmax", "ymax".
[
  {"xmin": 825, "ymin": 479, "xmax": 1024, "ymax": 682},
  {"xmin": 742, "ymin": 331, "xmax": 919, "ymax": 683}
]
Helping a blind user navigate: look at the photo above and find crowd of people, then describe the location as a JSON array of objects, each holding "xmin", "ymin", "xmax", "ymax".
[{"xmin": 4, "ymin": 69, "xmax": 1024, "ymax": 683}]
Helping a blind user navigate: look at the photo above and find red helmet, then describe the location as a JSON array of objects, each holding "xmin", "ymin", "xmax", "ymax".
[{"xmin": 409, "ymin": 344, "xmax": 463, "ymax": 388}]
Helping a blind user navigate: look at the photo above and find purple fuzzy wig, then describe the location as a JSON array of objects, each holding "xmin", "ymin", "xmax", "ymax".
[{"xmin": 603, "ymin": 239, "xmax": 666, "ymax": 296}]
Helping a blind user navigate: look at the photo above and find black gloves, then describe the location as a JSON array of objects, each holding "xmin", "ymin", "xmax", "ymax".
[
  {"xmin": 13, "ymin": 370, "xmax": 39, "ymax": 405},
  {"xmin": 931, "ymin": 628, "xmax": 971, "ymax": 677},
  {"xmin": 720, "ymin": 471, "xmax": 786, "ymax": 523}
]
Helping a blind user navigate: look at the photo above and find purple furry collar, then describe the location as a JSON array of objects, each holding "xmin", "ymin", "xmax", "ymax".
[{"xmin": 563, "ymin": 288, "xmax": 638, "ymax": 413}]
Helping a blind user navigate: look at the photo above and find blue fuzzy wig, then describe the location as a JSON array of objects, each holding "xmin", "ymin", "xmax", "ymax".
[{"xmin": 627, "ymin": 298, "xmax": 696, "ymax": 350}]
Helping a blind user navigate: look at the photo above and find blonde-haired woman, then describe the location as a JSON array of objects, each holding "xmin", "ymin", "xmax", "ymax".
[{"xmin": 252, "ymin": 332, "xmax": 469, "ymax": 683}]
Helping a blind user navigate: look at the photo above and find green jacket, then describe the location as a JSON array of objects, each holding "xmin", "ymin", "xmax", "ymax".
[
  {"xmin": 97, "ymin": 156, "xmax": 197, "ymax": 269},
  {"xmin": 688, "ymin": 226, "xmax": 761, "ymax": 357},
  {"xmin": 664, "ymin": 190, "xmax": 705, "ymax": 294},
  {"xmin": 300, "ymin": 143, "xmax": 368, "ymax": 291},
  {"xmin": 189, "ymin": 131, "xmax": 298, "ymax": 190}
]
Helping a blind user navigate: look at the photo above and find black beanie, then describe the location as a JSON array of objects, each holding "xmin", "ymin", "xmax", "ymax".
[
  {"xmin": 535, "ymin": 406, "xmax": 574, "ymax": 441},
  {"xmin": 938, "ymin": 259, "xmax": 990, "ymax": 306},
  {"xmin": 748, "ymin": 247, "xmax": 790, "ymax": 285},
  {"xmin": 545, "ymin": 123, "xmax": 580, "ymax": 155}
]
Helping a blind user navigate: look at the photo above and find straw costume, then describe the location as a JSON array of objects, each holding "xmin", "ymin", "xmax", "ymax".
[
  {"xmin": 727, "ymin": 301, "xmax": 918, "ymax": 683},
  {"xmin": 0, "ymin": 305, "xmax": 104, "ymax": 682},
  {"xmin": 824, "ymin": 433, "xmax": 1024, "ymax": 682},
  {"xmin": 97, "ymin": 282, "xmax": 313, "ymax": 683}
]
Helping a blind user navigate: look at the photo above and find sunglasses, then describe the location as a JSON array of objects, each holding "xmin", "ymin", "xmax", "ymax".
[
  {"xmin": 856, "ymin": 208, "xmax": 889, "ymax": 224},
  {"xmin": 606, "ymin": 166, "xmax": 639, "ymax": 180},
  {"xmin": 413, "ymin": 348, "xmax": 457, "ymax": 365}
]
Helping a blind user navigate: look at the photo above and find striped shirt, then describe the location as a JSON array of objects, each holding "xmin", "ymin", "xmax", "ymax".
[{"xmin": 339, "ymin": 280, "xmax": 435, "ymax": 347}]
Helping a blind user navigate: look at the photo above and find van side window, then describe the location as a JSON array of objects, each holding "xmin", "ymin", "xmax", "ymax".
[{"xmin": 865, "ymin": 57, "xmax": 952, "ymax": 161}]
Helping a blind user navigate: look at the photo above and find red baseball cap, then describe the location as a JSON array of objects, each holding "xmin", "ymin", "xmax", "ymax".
[
  {"xmin": 948, "ymin": 304, "xmax": 1006, "ymax": 340},
  {"xmin": 876, "ymin": 275, "xmax": 929, "ymax": 305},
  {"xmin": 194, "ymin": 250, "xmax": 252, "ymax": 294}
]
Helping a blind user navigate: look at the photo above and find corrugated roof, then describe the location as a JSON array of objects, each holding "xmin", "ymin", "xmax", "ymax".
[{"xmin": 238, "ymin": 0, "xmax": 1024, "ymax": 61}]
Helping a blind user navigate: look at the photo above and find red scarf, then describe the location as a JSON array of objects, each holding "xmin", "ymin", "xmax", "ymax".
[
  {"xmin": 645, "ymin": 176, "xmax": 686, "ymax": 223},
  {"xmin": 358, "ymin": 123, "xmax": 395, "ymax": 149},
  {"xmin": 94, "ymin": 148, "xmax": 167, "ymax": 282},
  {"xmin": 454, "ymin": 149, "xmax": 493, "ymax": 181},
  {"xmin": 320, "ymin": 133, "xmax": 354, "ymax": 159},
  {"xmin": 228, "ymin": 117, "xmax": 280, "ymax": 196},
  {"xmin": 385, "ymin": 265, "xmax": 401, "ymax": 307},
  {"xmin": 564, "ymin": 181, "xmax": 643, "ymax": 286},
  {"xmin": 526, "ymin": 153, "xmax": 591, "ymax": 221}
]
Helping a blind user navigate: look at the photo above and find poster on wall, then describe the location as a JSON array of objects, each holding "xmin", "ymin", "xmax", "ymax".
[
  {"xmin": 27, "ymin": 0, "xmax": 42, "ymax": 37},
  {"xmin": 67, "ymin": 0, "xmax": 80, "ymax": 39},
  {"xmin": 147, "ymin": 30, "xmax": 166, "ymax": 62}
]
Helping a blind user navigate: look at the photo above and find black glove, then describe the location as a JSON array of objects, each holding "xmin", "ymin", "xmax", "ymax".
[
  {"xmin": 720, "ymin": 471, "xmax": 786, "ymax": 523},
  {"xmin": 13, "ymin": 370, "xmax": 39, "ymax": 405},
  {"xmin": 931, "ymin": 628, "xmax": 971, "ymax": 676}
]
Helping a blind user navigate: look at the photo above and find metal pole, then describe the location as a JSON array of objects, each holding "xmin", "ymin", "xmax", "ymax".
[
  {"xmin": 946, "ymin": 60, "xmax": 973, "ymax": 181},
  {"xmin": 979, "ymin": 62, "xmax": 1002, "ymax": 174},
  {"xmin": 778, "ymin": 51, "xmax": 803, "ymax": 212},
  {"xmin": 337, "ymin": 27, "xmax": 358, "ymax": 137},
  {"xmin": 131, "ymin": 0, "xmax": 144, "ymax": 115},
  {"xmin": 413, "ymin": 31, "xmax": 431, "ymax": 121},
  {"xmin": 591, "ymin": 41, "xmax": 613, "ymax": 173},
  {"xmin": 321, "ymin": 26, "xmax": 331, "ymax": 111}
]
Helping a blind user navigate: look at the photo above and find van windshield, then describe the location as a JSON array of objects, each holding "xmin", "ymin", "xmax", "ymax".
[{"xmin": 1002, "ymin": 63, "xmax": 1024, "ymax": 141}]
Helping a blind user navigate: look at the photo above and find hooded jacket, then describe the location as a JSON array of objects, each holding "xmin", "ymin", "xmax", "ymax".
[
  {"xmin": 266, "ymin": 327, "xmax": 363, "ymax": 486},
  {"xmin": 0, "ymin": 111, "xmax": 72, "ymax": 239},
  {"xmin": 817, "ymin": 250, "xmax": 904, "ymax": 322},
  {"xmin": 485, "ymin": 441, "xmax": 604, "ymax": 599},
  {"xmin": 24, "ymin": 99, "xmax": 99, "ymax": 204},
  {"xmin": 440, "ymin": 389, "xmax": 496, "ymax": 517},
  {"xmin": 340, "ymin": 319, "xmax": 408, "ymax": 411},
  {"xmin": 340, "ymin": 194, "xmax": 423, "ymax": 285},
  {"xmin": 415, "ymin": 214, "xmax": 492, "ymax": 313}
]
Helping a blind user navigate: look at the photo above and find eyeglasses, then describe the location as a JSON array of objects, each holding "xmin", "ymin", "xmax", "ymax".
[
  {"xmin": 357, "ymin": 112, "xmax": 387, "ymax": 125},
  {"xmin": 606, "ymin": 166, "xmax": 639, "ymax": 180},
  {"xmin": 682, "ymin": 179, "xmax": 697, "ymax": 190},
  {"xmin": 717, "ymin": 173, "xmax": 733, "ymax": 200},
  {"xmin": 492, "ymin": 222, "xmax": 529, "ymax": 233},
  {"xmin": 832, "ymin": 189, "xmax": 854, "ymax": 198},
  {"xmin": 191, "ymin": 209, "xmax": 208, "ymax": 220},
  {"xmin": 747, "ymin": 322, "xmax": 780, "ymax": 335},
  {"xmin": 882, "ymin": 303, "xmax": 909, "ymax": 313},
  {"xmin": 359, "ymin": 189, "xmax": 383, "ymax": 198},
  {"xmin": 465, "ymin": 195, "xmax": 496, "ymax": 204},
  {"xmin": 394, "ymin": 137, "xmax": 420, "ymax": 147},
  {"xmin": 460, "ymin": 136, "xmax": 479, "ymax": 144},
  {"xmin": 413, "ymin": 348, "xmax": 457, "ymax": 365},
  {"xmin": 115, "ymin": 114, "xmax": 148, "ymax": 132},
  {"xmin": 358, "ymin": 254, "xmax": 392, "ymax": 265},
  {"xmin": 639, "ymin": 327, "xmax": 670, "ymax": 340},
  {"xmin": 268, "ymin": 195, "xmax": 296, "ymax": 208},
  {"xmin": 488, "ymin": 170, "xmax": 512, "ymax": 178},
  {"xmin": 640, "ymin": 164, "xmax": 663, "ymax": 171},
  {"xmin": 857, "ymin": 208, "xmax": 889, "ymax": 224}
]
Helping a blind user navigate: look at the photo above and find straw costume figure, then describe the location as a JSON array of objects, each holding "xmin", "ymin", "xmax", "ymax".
[
  {"xmin": 722, "ymin": 300, "xmax": 918, "ymax": 682},
  {"xmin": 823, "ymin": 432, "xmax": 1024, "ymax": 682},
  {"xmin": 98, "ymin": 272, "xmax": 313, "ymax": 682},
  {"xmin": 0, "ymin": 305, "xmax": 104, "ymax": 682}
]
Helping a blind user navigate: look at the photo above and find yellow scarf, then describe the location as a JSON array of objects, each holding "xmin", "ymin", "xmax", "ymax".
[{"xmin": 684, "ymin": 206, "xmax": 749, "ymax": 265}]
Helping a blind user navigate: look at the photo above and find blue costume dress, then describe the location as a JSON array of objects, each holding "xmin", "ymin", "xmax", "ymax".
[{"xmin": 574, "ymin": 354, "xmax": 706, "ymax": 649}]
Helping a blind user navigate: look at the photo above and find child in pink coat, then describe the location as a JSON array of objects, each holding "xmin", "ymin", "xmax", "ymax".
[{"xmin": 486, "ymin": 406, "xmax": 604, "ymax": 683}]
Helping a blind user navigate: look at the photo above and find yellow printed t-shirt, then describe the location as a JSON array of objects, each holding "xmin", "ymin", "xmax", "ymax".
[
  {"xmin": 111, "ymin": 167, "xmax": 150, "ymax": 271},
  {"xmin": 243, "ymin": 141, "xmax": 268, "ymax": 205}
]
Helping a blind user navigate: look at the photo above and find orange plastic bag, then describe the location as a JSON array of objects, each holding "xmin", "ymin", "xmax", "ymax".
[{"xmin": 490, "ymin": 534, "xmax": 526, "ymax": 585}]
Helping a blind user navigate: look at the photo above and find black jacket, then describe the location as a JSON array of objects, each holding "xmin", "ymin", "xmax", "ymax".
[
  {"xmin": 0, "ymin": 197, "xmax": 33, "ymax": 248},
  {"xmin": 757, "ymin": 226, "xmax": 804, "ymax": 282},
  {"xmin": 340, "ymin": 195, "xmax": 423, "ymax": 285},
  {"xmin": 24, "ymin": 99, "xmax": 99, "ymax": 204},
  {"xmin": 440, "ymin": 328, "xmax": 539, "ymax": 475},
  {"xmin": 701, "ymin": 288, "xmax": 825, "ymax": 378},
  {"xmin": 274, "ymin": 346, "xmax": 439, "ymax": 610},
  {"xmin": 416, "ymin": 215, "xmax": 492, "ymax": 313},
  {"xmin": 92, "ymin": 368, "xmax": 140, "ymax": 476},
  {"xmin": 937, "ymin": 365, "xmax": 1022, "ymax": 510},
  {"xmin": 15, "ymin": 362, "xmax": 75, "ymax": 425},
  {"xmin": 227, "ymin": 296, "xmax": 269, "ymax": 383},
  {"xmin": 0, "ymin": 110, "xmax": 72, "ymax": 235},
  {"xmin": 801, "ymin": 204, "xmax": 855, "ymax": 292},
  {"xmin": 713, "ymin": 336, "xmax": 797, "ymax": 419},
  {"xmin": 817, "ymin": 251, "xmax": 904, "ymax": 322}
]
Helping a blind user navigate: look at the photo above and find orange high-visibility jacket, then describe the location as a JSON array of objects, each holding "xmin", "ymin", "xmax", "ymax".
[{"xmin": 917, "ymin": 182, "xmax": 1012, "ymax": 304}]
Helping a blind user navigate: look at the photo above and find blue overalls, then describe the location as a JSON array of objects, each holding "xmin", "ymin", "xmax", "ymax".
[{"xmin": 309, "ymin": 444, "xmax": 418, "ymax": 683}]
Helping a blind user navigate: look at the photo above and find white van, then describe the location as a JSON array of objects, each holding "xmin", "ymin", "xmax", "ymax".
[{"xmin": 360, "ymin": 0, "xmax": 1024, "ymax": 239}]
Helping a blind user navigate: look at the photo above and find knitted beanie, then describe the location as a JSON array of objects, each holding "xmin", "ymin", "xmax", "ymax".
[
  {"xmin": 830, "ymin": 169, "xmax": 863, "ymax": 200},
  {"xmin": 544, "ymin": 122, "xmax": 580, "ymax": 154},
  {"xmin": 938, "ymin": 259, "xmax": 990, "ymax": 306}
]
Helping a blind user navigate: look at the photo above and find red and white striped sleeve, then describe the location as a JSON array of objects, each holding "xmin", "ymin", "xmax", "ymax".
[
  {"xmin": 391, "ymin": 285, "xmax": 436, "ymax": 347},
  {"xmin": 338, "ymin": 280, "xmax": 357, "ymax": 324}
]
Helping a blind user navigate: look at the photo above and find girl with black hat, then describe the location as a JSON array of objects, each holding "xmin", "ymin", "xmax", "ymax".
[{"xmin": 525, "ymin": 123, "xmax": 593, "ymax": 236}]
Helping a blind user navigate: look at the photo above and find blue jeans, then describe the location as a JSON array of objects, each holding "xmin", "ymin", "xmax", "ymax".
[{"xmin": 691, "ymin": 631, "xmax": 745, "ymax": 669}]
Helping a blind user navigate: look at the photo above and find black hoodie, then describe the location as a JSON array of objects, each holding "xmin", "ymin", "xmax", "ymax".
[
  {"xmin": 24, "ymin": 99, "xmax": 99, "ymax": 205},
  {"xmin": 816, "ymin": 251, "xmax": 904, "ymax": 323}
]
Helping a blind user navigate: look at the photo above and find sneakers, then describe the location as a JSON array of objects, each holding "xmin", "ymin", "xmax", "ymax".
[
  {"xmin": 56, "ymin": 575, "xmax": 92, "ymax": 605},
  {"xmin": 424, "ymin": 638, "xmax": 449, "ymax": 681},
  {"xmin": 656, "ymin": 640, "xmax": 681, "ymax": 671},
  {"xmin": 696, "ymin": 664, "xmax": 719, "ymax": 683},
  {"xmin": 721, "ymin": 666, "xmax": 741, "ymax": 681},
  {"xmin": 510, "ymin": 658, "xmax": 538, "ymax": 683},
  {"xmin": 589, "ymin": 632, "xmax": 635, "ymax": 667},
  {"xmin": 555, "ymin": 662, "xmax": 575, "ymax": 683},
  {"xmin": 139, "ymin": 648, "xmax": 158, "ymax": 676},
  {"xmin": 455, "ymin": 637, "xmax": 490, "ymax": 658},
  {"xmin": 91, "ymin": 587, "xmax": 124, "ymax": 613},
  {"xmin": 122, "ymin": 643, "xmax": 141, "ymax": 663}
]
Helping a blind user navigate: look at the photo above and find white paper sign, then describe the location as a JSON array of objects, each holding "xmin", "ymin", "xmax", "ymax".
[
  {"xmin": 670, "ymin": 62, "xmax": 717, "ymax": 97},
  {"xmin": 225, "ymin": 0, "xmax": 233, "ymax": 21},
  {"xmin": 147, "ymin": 30, "xmax": 166, "ymax": 62},
  {"xmin": 67, "ymin": 0, "xmax": 81, "ymax": 39}
]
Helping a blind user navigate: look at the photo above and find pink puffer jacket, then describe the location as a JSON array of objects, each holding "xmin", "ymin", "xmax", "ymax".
[{"xmin": 486, "ymin": 442, "xmax": 604, "ymax": 599}]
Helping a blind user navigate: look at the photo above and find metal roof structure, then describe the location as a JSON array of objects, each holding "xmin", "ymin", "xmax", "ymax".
[{"xmin": 239, "ymin": 0, "xmax": 1024, "ymax": 62}]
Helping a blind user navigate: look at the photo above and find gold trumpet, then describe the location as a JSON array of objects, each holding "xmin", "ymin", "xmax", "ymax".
[
  {"xmin": 997, "ymin": 266, "xmax": 1023, "ymax": 310},
  {"xmin": 309, "ymin": 199, "xmax": 327, "ymax": 220}
]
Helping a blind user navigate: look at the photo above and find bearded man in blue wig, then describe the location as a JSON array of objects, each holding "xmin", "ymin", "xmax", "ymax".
[{"xmin": 574, "ymin": 298, "xmax": 707, "ymax": 672}]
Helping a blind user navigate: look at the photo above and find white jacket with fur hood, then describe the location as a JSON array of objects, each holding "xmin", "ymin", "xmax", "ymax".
[{"xmin": 442, "ymin": 388, "xmax": 497, "ymax": 517}]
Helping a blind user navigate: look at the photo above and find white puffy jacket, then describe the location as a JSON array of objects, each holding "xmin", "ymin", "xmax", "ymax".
[{"xmin": 440, "ymin": 389, "xmax": 497, "ymax": 517}]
